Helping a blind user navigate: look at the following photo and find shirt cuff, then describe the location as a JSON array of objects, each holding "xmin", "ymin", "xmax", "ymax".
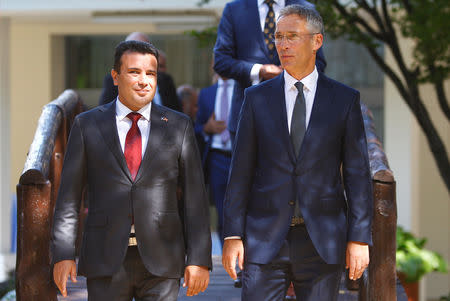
[
  {"xmin": 224, "ymin": 236, "xmax": 241, "ymax": 240},
  {"xmin": 250, "ymin": 64, "xmax": 262, "ymax": 85}
]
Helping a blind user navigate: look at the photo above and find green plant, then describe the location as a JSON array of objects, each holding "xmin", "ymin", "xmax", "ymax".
[
  {"xmin": 396, "ymin": 226, "xmax": 448, "ymax": 283},
  {"xmin": 0, "ymin": 270, "xmax": 15, "ymax": 299}
]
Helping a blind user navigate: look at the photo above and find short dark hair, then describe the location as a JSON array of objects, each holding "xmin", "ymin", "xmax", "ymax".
[
  {"xmin": 113, "ymin": 40, "xmax": 159, "ymax": 73},
  {"xmin": 278, "ymin": 4, "xmax": 324, "ymax": 35}
]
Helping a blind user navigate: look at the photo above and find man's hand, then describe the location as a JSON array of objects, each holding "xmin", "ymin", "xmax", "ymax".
[
  {"xmin": 203, "ymin": 113, "xmax": 227, "ymax": 134},
  {"xmin": 53, "ymin": 260, "xmax": 77, "ymax": 297},
  {"xmin": 346, "ymin": 241, "xmax": 369, "ymax": 280},
  {"xmin": 259, "ymin": 64, "xmax": 283, "ymax": 80},
  {"xmin": 222, "ymin": 239, "xmax": 244, "ymax": 280},
  {"xmin": 183, "ymin": 265, "xmax": 209, "ymax": 297}
]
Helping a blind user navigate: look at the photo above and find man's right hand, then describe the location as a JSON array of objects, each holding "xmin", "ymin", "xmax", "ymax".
[
  {"xmin": 259, "ymin": 64, "xmax": 283, "ymax": 81},
  {"xmin": 222, "ymin": 239, "xmax": 244, "ymax": 280},
  {"xmin": 203, "ymin": 113, "xmax": 227, "ymax": 134},
  {"xmin": 53, "ymin": 260, "xmax": 77, "ymax": 298}
]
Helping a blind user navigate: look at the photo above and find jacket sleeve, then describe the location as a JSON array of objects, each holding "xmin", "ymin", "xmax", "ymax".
[
  {"xmin": 213, "ymin": 3, "xmax": 254, "ymax": 88},
  {"xmin": 342, "ymin": 93, "xmax": 373, "ymax": 245},
  {"xmin": 51, "ymin": 117, "xmax": 86, "ymax": 263},
  {"xmin": 179, "ymin": 119, "xmax": 212, "ymax": 269},
  {"xmin": 222, "ymin": 90, "xmax": 257, "ymax": 239}
]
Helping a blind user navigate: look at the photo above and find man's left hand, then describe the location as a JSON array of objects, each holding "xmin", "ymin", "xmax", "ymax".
[
  {"xmin": 346, "ymin": 241, "xmax": 369, "ymax": 280},
  {"xmin": 183, "ymin": 265, "xmax": 209, "ymax": 297}
]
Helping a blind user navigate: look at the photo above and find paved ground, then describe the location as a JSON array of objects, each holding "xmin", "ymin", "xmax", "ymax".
[{"xmin": 59, "ymin": 233, "xmax": 407, "ymax": 301}]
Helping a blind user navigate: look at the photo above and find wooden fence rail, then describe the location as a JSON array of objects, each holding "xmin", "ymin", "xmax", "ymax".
[{"xmin": 15, "ymin": 95, "xmax": 397, "ymax": 301}]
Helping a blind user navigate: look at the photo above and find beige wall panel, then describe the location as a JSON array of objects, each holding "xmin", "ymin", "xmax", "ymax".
[
  {"xmin": 10, "ymin": 23, "xmax": 51, "ymax": 191},
  {"xmin": 417, "ymin": 83, "xmax": 449, "ymax": 301}
]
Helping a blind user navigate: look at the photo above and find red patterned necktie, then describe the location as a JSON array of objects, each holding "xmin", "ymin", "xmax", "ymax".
[{"xmin": 124, "ymin": 112, "xmax": 142, "ymax": 181}]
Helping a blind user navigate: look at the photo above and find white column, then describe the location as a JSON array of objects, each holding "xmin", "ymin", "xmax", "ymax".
[{"xmin": 0, "ymin": 17, "xmax": 14, "ymax": 282}]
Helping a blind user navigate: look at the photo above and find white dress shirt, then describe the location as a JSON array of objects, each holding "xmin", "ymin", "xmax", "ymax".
[
  {"xmin": 284, "ymin": 67, "xmax": 318, "ymax": 133},
  {"xmin": 250, "ymin": 0, "xmax": 286, "ymax": 84},
  {"xmin": 224, "ymin": 67, "xmax": 318, "ymax": 241},
  {"xmin": 115, "ymin": 98, "xmax": 151, "ymax": 157},
  {"xmin": 211, "ymin": 78, "xmax": 234, "ymax": 151}
]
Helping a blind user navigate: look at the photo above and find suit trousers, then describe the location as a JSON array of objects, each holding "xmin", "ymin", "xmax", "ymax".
[
  {"xmin": 242, "ymin": 225, "xmax": 344, "ymax": 301},
  {"xmin": 87, "ymin": 246, "xmax": 180, "ymax": 301},
  {"xmin": 208, "ymin": 150, "xmax": 232, "ymax": 246}
]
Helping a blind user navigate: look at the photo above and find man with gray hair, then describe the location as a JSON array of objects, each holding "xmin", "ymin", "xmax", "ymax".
[{"xmin": 222, "ymin": 5, "xmax": 372, "ymax": 300}]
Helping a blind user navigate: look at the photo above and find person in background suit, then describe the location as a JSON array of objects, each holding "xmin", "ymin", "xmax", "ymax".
[
  {"xmin": 52, "ymin": 40, "xmax": 211, "ymax": 300},
  {"xmin": 158, "ymin": 49, "xmax": 168, "ymax": 73},
  {"xmin": 98, "ymin": 32, "xmax": 181, "ymax": 112},
  {"xmin": 213, "ymin": 0, "xmax": 326, "ymax": 144},
  {"xmin": 177, "ymin": 84, "xmax": 204, "ymax": 154},
  {"xmin": 177, "ymin": 84, "xmax": 199, "ymax": 121},
  {"xmin": 194, "ymin": 76, "xmax": 234, "ymax": 248},
  {"xmin": 222, "ymin": 5, "xmax": 372, "ymax": 301}
]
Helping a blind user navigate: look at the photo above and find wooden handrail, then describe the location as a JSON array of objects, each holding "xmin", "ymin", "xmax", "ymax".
[
  {"xmin": 359, "ymin": 103, "xmax": 397, "ymax": 301},
  {"xmin": 16, "ymin": 89, "xmax": 83, "ymax": 301}
]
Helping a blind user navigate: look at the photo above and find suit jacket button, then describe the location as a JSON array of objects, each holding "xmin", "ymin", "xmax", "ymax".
[{"xmin": 289, "ymin": 200, "xmax": 295, "ymax": 206}]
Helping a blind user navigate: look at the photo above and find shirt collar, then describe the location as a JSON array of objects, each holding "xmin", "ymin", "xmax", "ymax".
[
  {"xmin": 116, "ymin": 97, "xmax": 152, "ymax": 122},
  {"xmin": 258, "ymin": 0, "xmax": 284, "ymax": 8},
  {"xmin": 284, "ymin": 67, "xmax": 318, "ymax": 93}
]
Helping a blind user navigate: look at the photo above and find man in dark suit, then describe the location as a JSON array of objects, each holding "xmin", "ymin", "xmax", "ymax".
[
  {"xmin": 194, "ymin": 77, "xmax": 234, "ymax": 247},
  {"xmin": 222, "ymin": 5, "xmax": 372, "ymax": 301},
  {"xmin": 213, "ymin": 0, "xmax": 326, "ymax": 143},
  {"xmin": 52, "ymin": 40, "xmax": 211, "ymax": 300},
  {"xmin": 98, "ymin": 32, "xmax": 181, "ymax": 112}
]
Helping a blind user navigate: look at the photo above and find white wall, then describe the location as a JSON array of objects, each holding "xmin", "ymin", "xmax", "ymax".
[
  {"xmin": 0, "ymin": 17, "xmax": 14, "ymax": 282},
  {"xmin": 0, "ymin": 0, "xmax": 229, "ymax": 14}
]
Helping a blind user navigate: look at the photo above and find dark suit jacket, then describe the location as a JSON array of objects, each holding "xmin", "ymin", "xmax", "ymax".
[
  {"xmin": 98, "ymin": 72, "xmax": 182, "ymax": 112},
  {"xmin": 213, "ymin": 0, "xmax": 326, "ymax": 133},
  {"xmin": 223, "ymin": 72, "xmax": 373, "ymax": 265},
  {"xmin": 51, "ymin": 101, "xmax": 212, "ymax": 278},
  {"xmin": 194, "ymin": 83, "xmax": 218, "ymax": 167}
]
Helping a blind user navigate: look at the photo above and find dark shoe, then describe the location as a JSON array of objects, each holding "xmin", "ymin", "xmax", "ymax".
[{"xmin": 234, "ymin": 271, "xmax": 243, "ymax": 288}]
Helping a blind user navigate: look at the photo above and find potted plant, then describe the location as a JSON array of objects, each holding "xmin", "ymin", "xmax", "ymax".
[{"xmin": 396, "ymin": 226, "xmax": 448, "ymax": 301}]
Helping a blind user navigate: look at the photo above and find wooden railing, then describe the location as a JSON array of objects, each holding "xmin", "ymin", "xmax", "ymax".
[
  {"xmin": 16, "ymin": 90, "xmax": 83, "ymax": 301},
  {"xmin": 15, "ymin": 94, "xmax": 397, "ymax": 301},
  {"xmin": 358, "ymin": 103, "xmax": 397, "ymax": 301}
]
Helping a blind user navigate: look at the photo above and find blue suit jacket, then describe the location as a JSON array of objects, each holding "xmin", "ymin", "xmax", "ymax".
[
  {"xmin": 223, "ymin": 72, "xmax": 373, "ymax": 265},
  {"xmin": 213, "ymin": 0, "xmax": 326, "ymax": 133},
  {"xmin": 194, "ymin": 83, "xmax": 218, "ymax": 166}
]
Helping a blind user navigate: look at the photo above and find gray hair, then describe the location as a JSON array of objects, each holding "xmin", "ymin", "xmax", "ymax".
[{"xmin": 278, "ymin": 4, "xmax": 324, "ymax": 35}]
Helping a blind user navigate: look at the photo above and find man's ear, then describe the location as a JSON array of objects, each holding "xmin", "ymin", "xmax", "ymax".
[
  {"xmin": 111, "ymin": 69, "xmax": 119, "ymax": 86},
  {"xmin": 313, "ymin": 33, "xmax": 323, "ymax": 52}
]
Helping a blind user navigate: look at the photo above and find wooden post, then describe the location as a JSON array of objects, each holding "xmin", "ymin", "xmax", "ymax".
[
  {"xmin": 16, "ymin": 182, "xmax": 57, "ymax": 301},
  {"xmin": 367, "ymin": 180, "xmax": 397, "ymax": 301}
]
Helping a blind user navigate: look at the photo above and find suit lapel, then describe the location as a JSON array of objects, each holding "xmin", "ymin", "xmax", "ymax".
[
  {"xmin": 96, "ymin": 101, "xmax": 133, "ymax": 181},
  {"xmin": 297, "ymin": 73, "xmax": 333, "ymax": 165},
  {"xmin": 134, "ymin": 104, "xmax": 169, "ymax": 183},
  {"xmin": 269, "ymin": 74, "xmax": 296, "ymax": 164}
]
